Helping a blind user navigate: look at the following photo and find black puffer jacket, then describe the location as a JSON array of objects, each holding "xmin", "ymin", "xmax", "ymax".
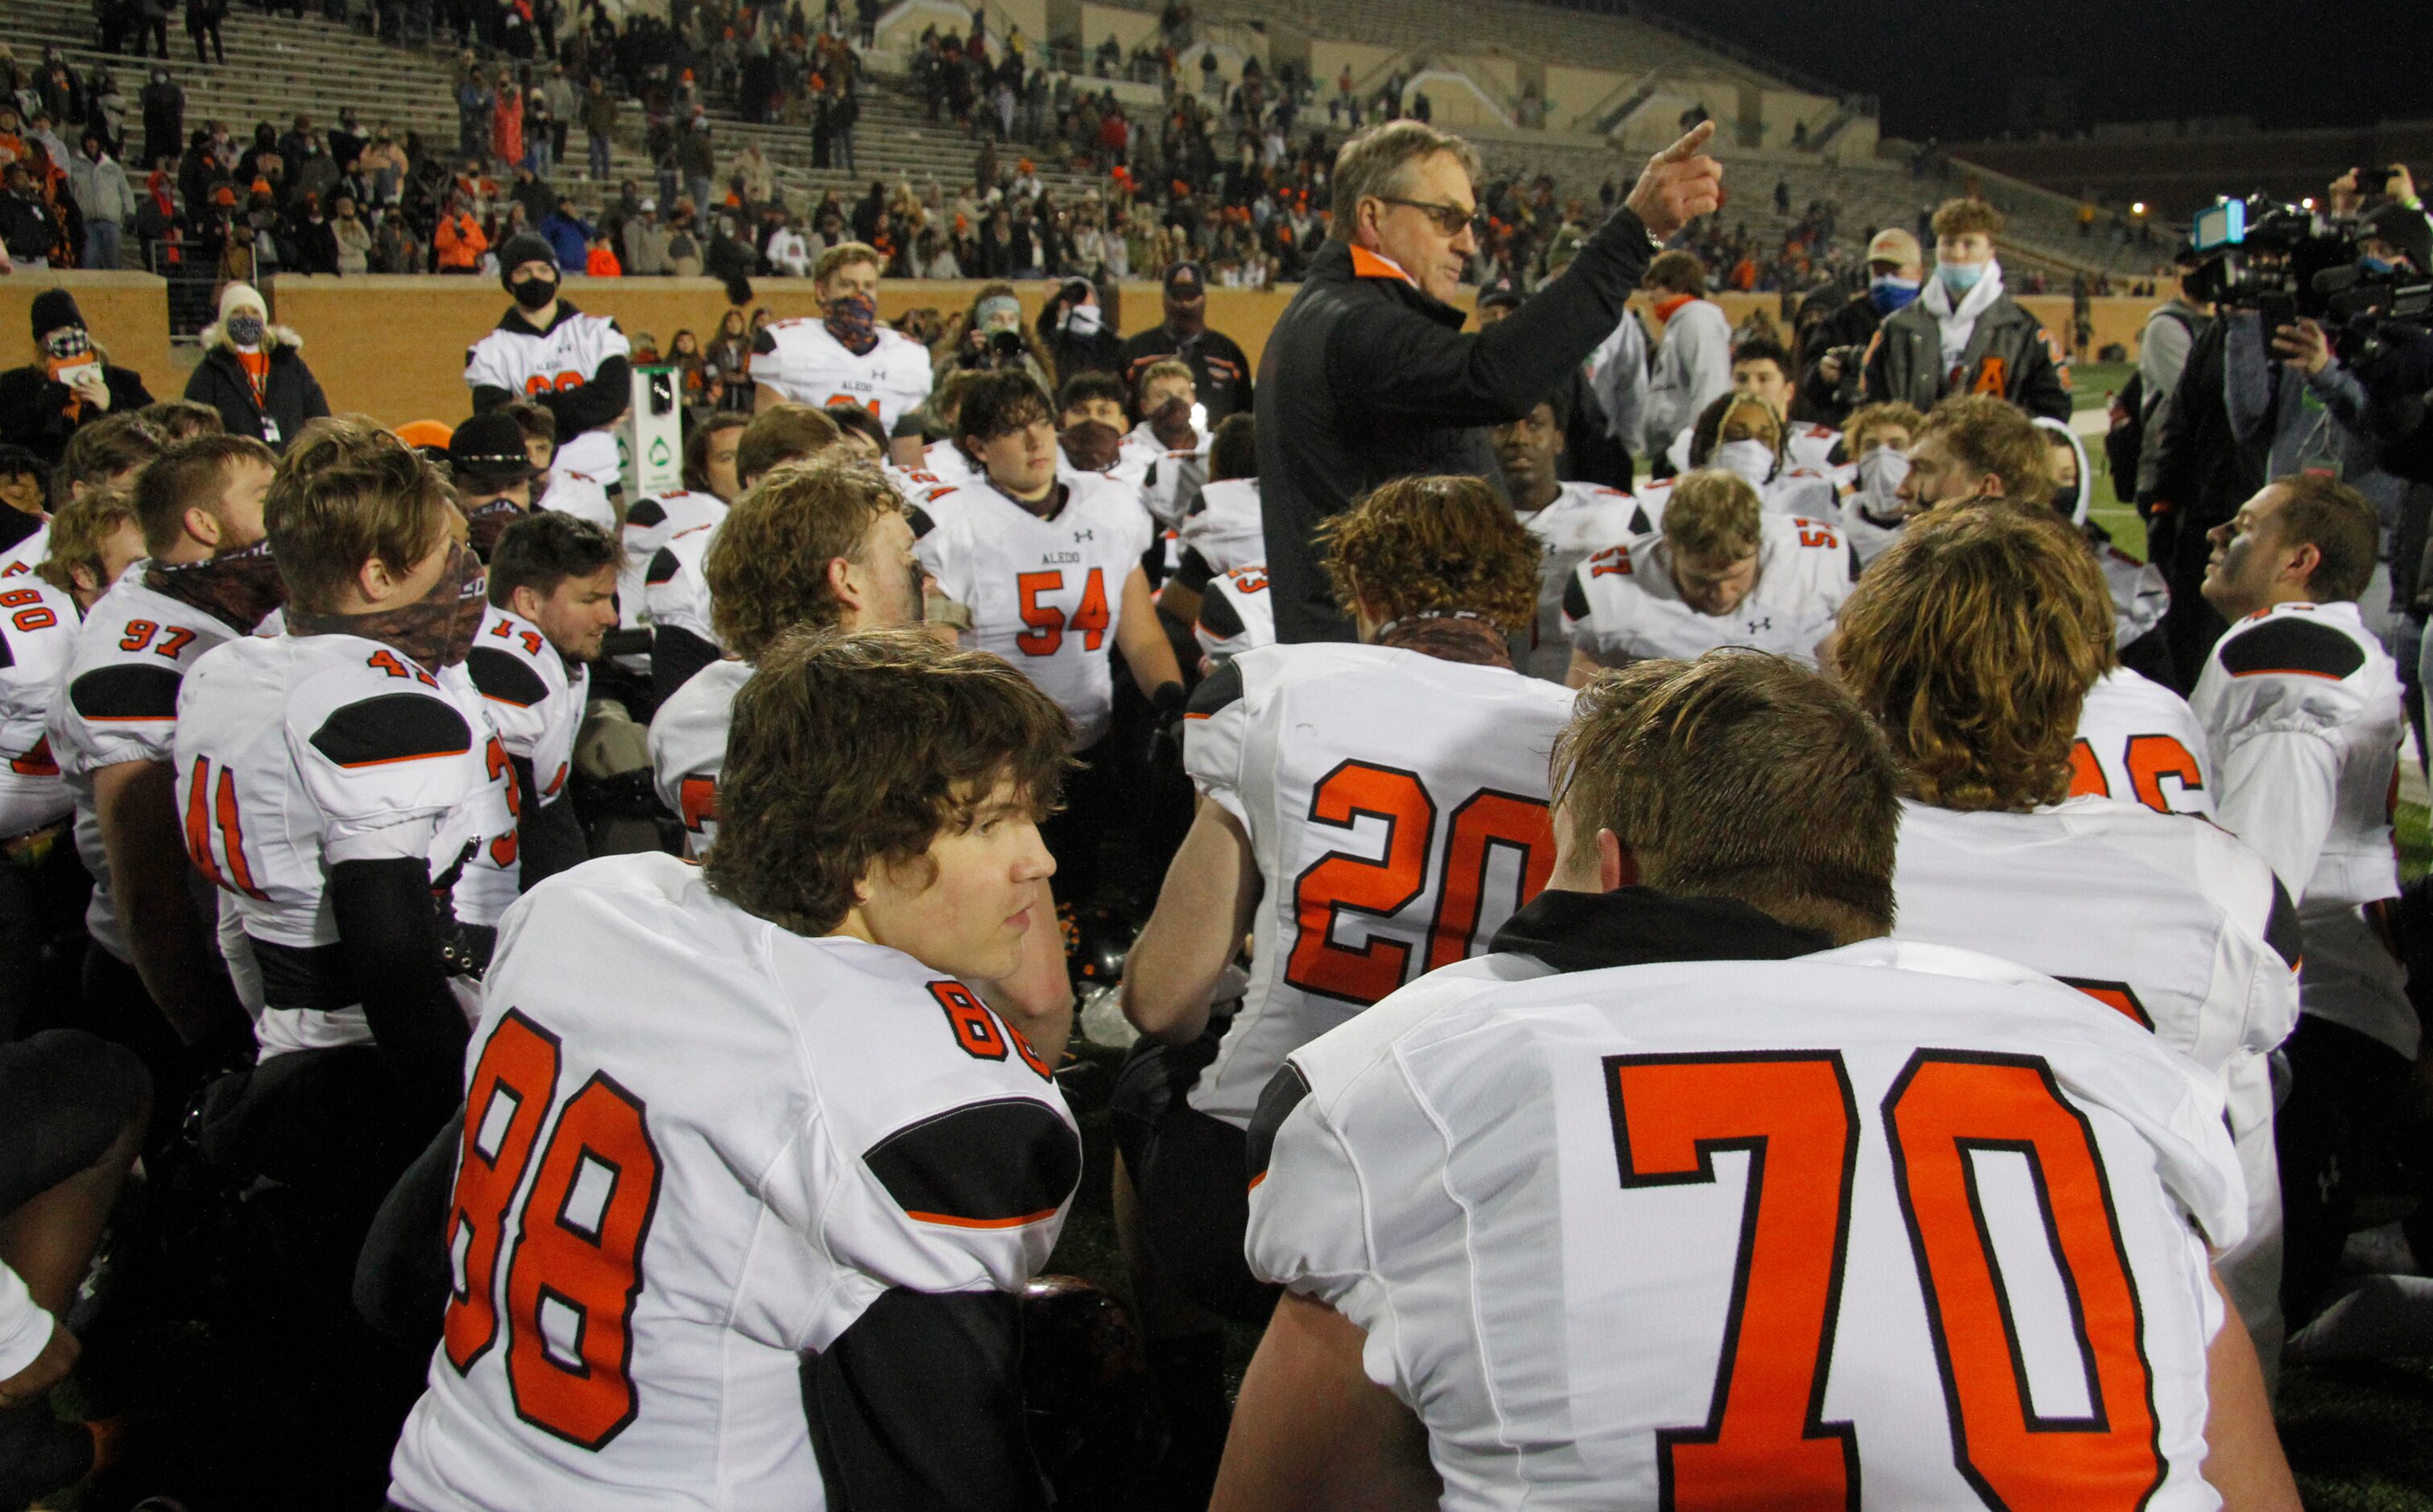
[
  {"xmin": 1256, "ymin": 209, "xmax": 1660, "ymax": 642},
  {"xmin": 183, "ymin": 320, "xmax": 329, "ymax": 452}
]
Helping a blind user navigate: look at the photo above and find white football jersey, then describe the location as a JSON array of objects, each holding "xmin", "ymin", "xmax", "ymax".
[
  {"xmin": 2098, "ymin": 537, "xmax": 2169, "ymax": 649},
  {"xmin": 643, "ymin": 521, "xmax": 722, "ymax": 658},
  {"xmin": 1785, "ymin": 419, "xmax": 1842, "ymax": 470},
  {"xmin": 2071, "ymin": 667, "xmax": 2213, "ymax": 817},
  {"xmin": 173, "ymin": 632, "xmax": 516, "ymax": 1060},
  {"xmin": 1248, "ymin": 940, "xmax": 2244, "ymax": 1512},
  {"xmin": 918, "ymin": 438, "xmax": 979, "ymax": 490},
  {"xmin": 463, "ymin": 304, "xmax": 630, "ymax": 405},
  {"xmin": 1563, "ymin": 514, "xmax": 1852, "ymax": 669},
  {"xmin": 387, "ymin": 853, "xmax": 1077, "ymax": 1512},
  {"xmin": 48, "ymin": 571, "xmax": 250, "ymax": 960},
  {"xmin": 0, "ymin": 576, "xmax": 78, "ymax": 835},
  {"xmin": 1767, "ymin": 465, "xmax": 1843, "ymax": 527},
  {"xmin": 2191, "ymin": 599, "xmax": 2411, "ymax": 1056},
  {"xmin": 0, "ymin": 522, "xmax": 49, "ymax": 580},
  {"xmin": 1124, "ymin": 419, "xmax": 1210, "ymax": 527},
  {"xmin": 1516, "ymin": 481, "xmax": 1647, "ymax": 683},
  {"xmin": 647, "ymin": 657, "xmax": 747, "ymax": 857},
  {"xmin": 1193, "ymin": 565, "xmax": 1275, "ymax": 668},
  {"xmin": 469, "ymin": 605, "xmax": 585, "ymax": 809},
  {"xmin": 1892, "ymin": 795, "xmax": 2300, "ymax": 1357},
  {"xmin": 1183, "ymin": 641, "xmax": 1576, "ymax": 1128},
  {"xmin": 619, "ymin": 488, "xmax": 726, "ymax": 631},
  {"xmin": 538, "ymin": 464, "xmax": 617, "ymax": 535},
  {"xmin": 1177, "ymin": 477, "xmax": 1264, "ymax": 585},
  {"xmin": 750, "ymin": 319, "xmax": 933, "ymax": 432},
  {"xmin": 914, "ymin": 477, "xmax": 1156, "ymax": 750}
]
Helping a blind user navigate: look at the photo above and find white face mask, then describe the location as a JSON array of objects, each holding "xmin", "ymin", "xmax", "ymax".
[
  {"xmin": 1852, "ymin": 447, "xmax": 1910, "ymax": 525},
  {"xmin": 1714, "ymin": 438, "xmax": 1776, "ymax": 490},
  {"xmin": 1062, "ymin": 303, "xmax": 1102, "ymax": 336}
]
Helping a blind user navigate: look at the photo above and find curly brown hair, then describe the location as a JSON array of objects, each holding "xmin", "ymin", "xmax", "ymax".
[
  {"xmin": 1554, "ymin": 651, "xmax": 1900, "ymax": 944},
  {"xmin": 1318, "ymin": 474, "xmax": 1540, "ymax": 634},
  {"xmin": 1835, "ymin": 506, "xmax": 2112, "ymax": 813},
  {"xmin": 35, "ymin": 489, "xmax": 139, "ymax": 600},
  {"xmin": 706, "ymin": 457, "xmax": 904, "ymax": 661},
  {"xmin": 267, "ymin": 433, "xmax": 455, "ymax": 614},
  {"xmin": 1843, "ymin": 401, "xmax": 1926, "ymax": 454},
  {"xmin": 705, "ymin": 628, "xmax": 1074, "ymax": 936},
  {"xmin": 1930, "ymin": 197, "xmax": 2005, "ymax": 241}
]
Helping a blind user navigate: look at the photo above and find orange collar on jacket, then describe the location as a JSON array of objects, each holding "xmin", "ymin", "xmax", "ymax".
[{"xmin": 1348, "ymin": 244, "xmax": 1417, "ymax": 287}]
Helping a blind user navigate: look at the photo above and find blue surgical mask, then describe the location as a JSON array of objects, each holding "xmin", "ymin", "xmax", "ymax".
[
  {"xmin": 1867, "ymin": 274, "xmax": 1921, "ymax": 315},
  {"xmin": 1936, "ymin": 262, "xmax": 1984, "ymax": 295}
]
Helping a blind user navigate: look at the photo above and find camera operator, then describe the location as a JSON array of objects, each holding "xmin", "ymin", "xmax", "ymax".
[{"xmin": 1793, "ymin": 228, "xmax": 1922, "ymax": 427}]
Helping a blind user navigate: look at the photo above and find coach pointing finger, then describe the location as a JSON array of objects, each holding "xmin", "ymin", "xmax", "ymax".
[{"xmin": 1257, "ymin": 120, "xmax": 1723, "ymax": 642}]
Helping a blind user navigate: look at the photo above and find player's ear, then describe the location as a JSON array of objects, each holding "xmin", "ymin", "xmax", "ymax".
[
  {"xmin": 509, "ymin": 582, "xmax": 547, "ymax": 624},
  {"xmin": 1597, "ymin": 829, "xmax": 1638, "ymax": 894},
  {"xmin": 827, "ymin": 553, "xmax": 861, "ymax": 611},
  {"xmin": 2285, "ymin": 540, "xmax": 2323, "ymax": 590},
  {"xmin": 184, "ymin": 502, "xmax": 223, "ymax": 550}
]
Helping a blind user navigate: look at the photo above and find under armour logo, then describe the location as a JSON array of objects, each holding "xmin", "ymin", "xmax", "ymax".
[
  {"xmin": 1074, "ymin": 529, "xmax": 1094, "ymax": 543},
  {"xmin": 1745, "ymin": 617, "xmax": 1773, "ymax": 633}
]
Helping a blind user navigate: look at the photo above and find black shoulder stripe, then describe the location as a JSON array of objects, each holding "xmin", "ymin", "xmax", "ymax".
[
  {"xmin": 906, "ymin": 504, "xmax": 937, "ymax": 540},
  {"xmin": 1245, "ymin": 1063, "xmax": 1312, "ymax": 1189},
  {"xmin": 309, "ymin": 692, "xmax": 474, "ymax": 769},
  {"xmin": 2219, "ymin": 617, "xmax": 2365, "ymax": 681},
  {"xmin": 625, "ymin": 496, "xmax": 668, "ymax": 530},
  {"xmin": 70, "ymin": 662, "xmax": 183, "ymax": 722},
  {"xmin": 2264, "ymin": 877, "xmax": 2304, "ymax": 973},
  {"xmin": 1848, "ymin": 542, "xmax": 1864, "ymax": 580},
  {"xmin": 645, "ymin": 546, "xmax": 682, "ymax": 587},
  {"xmin": 1629, "ymin": 505, "xmax": 1653, "ymax": 535},
  {"xmin": 1186, "ymin": 654, "xmax": 1244, "ymax": 717},
  {"xmin": 1562, "ymin": 570, "xmax": 1591, "ymax": 622},
  {"xmin": 864, "ymin": 1097, "xmax": 1080, "ymax": 1228},
  {"xmin": 751, "ymin": 328, "xmax": 779, "ymax": 356},
  {"xmin": 466, "ymin": 646, "xmax": 551, "ymax": 708},
  {"xmin": 1196, "ymin": 588, "xmax": 1247, "ymax": 640},
  {"xmin": 0, "ymin": 631, "xmax": 14, "ymax": 671}
]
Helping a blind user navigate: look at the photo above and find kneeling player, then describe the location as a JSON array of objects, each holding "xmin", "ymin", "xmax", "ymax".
[
  {"xmin": 470, "ymin": 512, "xmax": 619, "ymax": 888},
  {"xmin": 1117, "ymin": 476, "xmax": 1573, "ymax": 1499},
  {"xmin": 1563, "ymin": 469, "xmax": 1851, "ymax": 683},
  {"xmin": 1838, "ymin": 506, "xmax": 2301, "ymax": 1377},
  {"xmin": 1219, "ymin": 652, "xmax": 2299, "ymax": 1512},
  {"xmin": 388, "ymin": 629, "xmax": 1079, "ymax": 1511}
]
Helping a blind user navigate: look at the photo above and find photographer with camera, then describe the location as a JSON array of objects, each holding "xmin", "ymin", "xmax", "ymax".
[{"xmin": 1794, "ymin": 227, "xmax": 1922, "ymax": 427}]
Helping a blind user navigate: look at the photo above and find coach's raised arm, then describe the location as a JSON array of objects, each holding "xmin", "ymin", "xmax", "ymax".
[{"xmin": 1256, "ymin": 120, "xmax": 1722, "ymax": 642}]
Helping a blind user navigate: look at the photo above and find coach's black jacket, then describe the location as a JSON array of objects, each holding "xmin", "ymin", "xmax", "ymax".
[{"xmin": 1256, "ymin": 208, "xmax": 1662, "ymax": 642}]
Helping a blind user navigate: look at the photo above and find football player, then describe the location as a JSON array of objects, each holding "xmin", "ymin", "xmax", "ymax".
[
  {"xmin": 1, "ymin": 414, "xmax": 163, "ymax": 580},
  {"xmin": 1682, "ymin": 390, "xmax": 1842, "ymax": 521},
  {"xmin": 471, "ymin": 512, "xmax": 619, "ymax": 889},
  {"xmin": 1731, "ymin": 337, "xmax": 1839, "ymax": 469},
  {"xmin": 463, "ymin": 231, "xmax": 632, "ymax": 494},
  {"xmin": 388, "ymin": 630, "xmax": 1078, "ymax": 1511},
  {"xmin": 176, "ymin": 433, "xmax": 513, "ymax": 1499},
  {"xmin": 2191, "ymin": 474, "xmax": 2413, "ymax": 1335},
  {"xmin": 1839, "ymin": 506, "xmax": 2301, "ymax": 1377},
  {"xmin": 1053, "ymin": 370, "xmax": 1140, "ymax": 483},
  {"xmin": 1490, "ymin": 389, "xmax": 1646, "ymax": 680},
  {"xmin": 444, "ymin": 411, "xmax": 540, "ymax": 560},
  {"xmin": 1219, "ymin": 652, "xmax": 2299, "ymax": 1512},
  {"xmin": 1159, "ymin": 412, "xmax": 1264, "ymax": 634},
  {"xmin": 1835, "ymin": 399, "xmax": 1921, "ymax": 565},
  {"xmin": 0, "ymin": 494, "xmax": 141, "ymax": 1040},
  {"xmin": 751, "ymin": 241, "xmax": 934, "ymax": 429},
  {"xmin": 649, "ymin": 456, "xmax": 925, "ymax": 858},
  {"xmin": 643, "ymin": 403, "xmax": 842, "ymax": 704},
  {"xmin": 2039, "ymin": 415, "xmax": 2174, "ymax": 683},
  {"xmin": 1117, "ymin": 476, "xmax": 1573, "ymax": 1501},
  {"xmin": 51, "ymin": 434, "xmax": 279, "ymax": 1072},
  {"xmin": 1563, "ymin": 469, "xmax": 1851, "ymax": 683},
  {"xmin": 1130, "ymin": 359, "xmax": 1213, "ymax": 527},
  {"xmin": 915, "ymin": 371, "xmax": 1182, "ymax": 907}
]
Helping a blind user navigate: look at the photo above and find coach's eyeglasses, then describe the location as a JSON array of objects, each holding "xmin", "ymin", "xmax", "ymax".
[{"xmin": 1377, "ymin": 196, "xmax": 1486, "ymax": 239}]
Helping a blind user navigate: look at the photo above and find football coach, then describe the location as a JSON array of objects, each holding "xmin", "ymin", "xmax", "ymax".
[{"xmin": 1258, "ymin": 120, "xmax": 1723, "ymax": 642}]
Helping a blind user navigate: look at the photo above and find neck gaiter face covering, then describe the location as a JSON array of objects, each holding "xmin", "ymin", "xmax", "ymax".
[
  {"xmin": 1375, "ymin": 609, "xmax": 1513, "ymax": 667},
  {"xmin": 288, "ymin": 537, "xmax": 488, "ymax": 670},
  {"xmin": 825, "ymin": 290, "xmax": 879, "ymax": 355},
  {"xmin": 144, "ymin": 539, "xmax": 288, "ymax": 634},
  {"xmin": 463, "ymin": 495, "xmax": 527, "ymax": 560}
]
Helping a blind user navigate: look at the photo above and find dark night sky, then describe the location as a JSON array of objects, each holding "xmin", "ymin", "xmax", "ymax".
[{"xmin": 1616, "ymin": 0, "xmax": 2433, "ymax": 143}]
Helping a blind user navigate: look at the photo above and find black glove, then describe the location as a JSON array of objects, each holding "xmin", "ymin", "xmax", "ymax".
[{"xmin": 1145, "ymin": 680, "xmax": 1187, "ymax": 773}]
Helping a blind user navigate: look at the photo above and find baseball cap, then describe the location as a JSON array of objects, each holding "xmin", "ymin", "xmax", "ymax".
[
  {"xmin": 1476, "ymin": 275, "xmax": 1525, "ymax": 312},
  {"xmin": 1864, "ymin": 228, "xmax": 1922, "ymax": 266},
  {"xmin": 1164, "ymin": 261, "xmax": 1206, "ymax": 300},
  {"xmin": 2364, "ymin": 200, "xmax": 2431, "ymax": 271},
  {"xmin": 446, "ymin": 411, "xmax": 536, "ymax": 482}
]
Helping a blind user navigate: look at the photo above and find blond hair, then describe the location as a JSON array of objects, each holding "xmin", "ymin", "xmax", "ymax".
[
  {"xmin": 707, "ymin": 457, "xmax": 905, "ymax": 661},
  {"xmin": 1662, "ymin": 470, "xmax": 1764, "ymax": 561},
  {"xmin": 1931, "ymin": 197, "xmax": 2005, "ymax": 241}
]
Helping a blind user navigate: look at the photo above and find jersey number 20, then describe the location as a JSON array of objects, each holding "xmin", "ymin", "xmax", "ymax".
[
  {"xmin": 1608, "ymin": 1049, "xmax": 2162, "ymax": 1510},
  {"xmin": 1285, "ymin": 760, "xmax": 1556, "ymax": 1006},
  {"xmin": 444, "ymin": 1010, "xmax": 664, "ymax": 1450}
]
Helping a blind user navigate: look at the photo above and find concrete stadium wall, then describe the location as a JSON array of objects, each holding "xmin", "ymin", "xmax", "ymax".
[
  {"xmin": 0, "ymin": 272, "xmax": 173, "ymax": 401},
  {"xmin": 241, "ymin": 275, "xmax": 2163, "ymax": 426}
]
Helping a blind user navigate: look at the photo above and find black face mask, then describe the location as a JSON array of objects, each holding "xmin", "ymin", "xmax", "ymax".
[{"xmin": 510, "ymin": 275, "xmax": 558, "ymax": 312}]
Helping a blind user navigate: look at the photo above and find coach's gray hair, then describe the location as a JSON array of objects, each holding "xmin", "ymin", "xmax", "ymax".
[{"xmin": 1329, "ymin": 121, "xmax": 1482, "ymax": 242}]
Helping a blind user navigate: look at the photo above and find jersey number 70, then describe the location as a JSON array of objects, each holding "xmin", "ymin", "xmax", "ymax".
[
  {"xmin": 443, "ymin": 1010, "xmax": 665, "ymax": 1451},
  {"xmin": 1608, "ymin": 1049, "xmax": 2162, "ymax": 1510}
]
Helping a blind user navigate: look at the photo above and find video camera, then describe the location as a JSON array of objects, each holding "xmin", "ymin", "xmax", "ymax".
[{"xmin": 2184, "ymin": 195, "xmax": 2431, "ymax": 345}]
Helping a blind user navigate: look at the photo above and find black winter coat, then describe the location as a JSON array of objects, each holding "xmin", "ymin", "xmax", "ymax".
[
  {"xmin": 0, "ymin": 362, "xmax": 156, "ymax": 465},
  {"xmin": 183, "ymin": 331, "xmax": 329, "ymax": 451}
]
